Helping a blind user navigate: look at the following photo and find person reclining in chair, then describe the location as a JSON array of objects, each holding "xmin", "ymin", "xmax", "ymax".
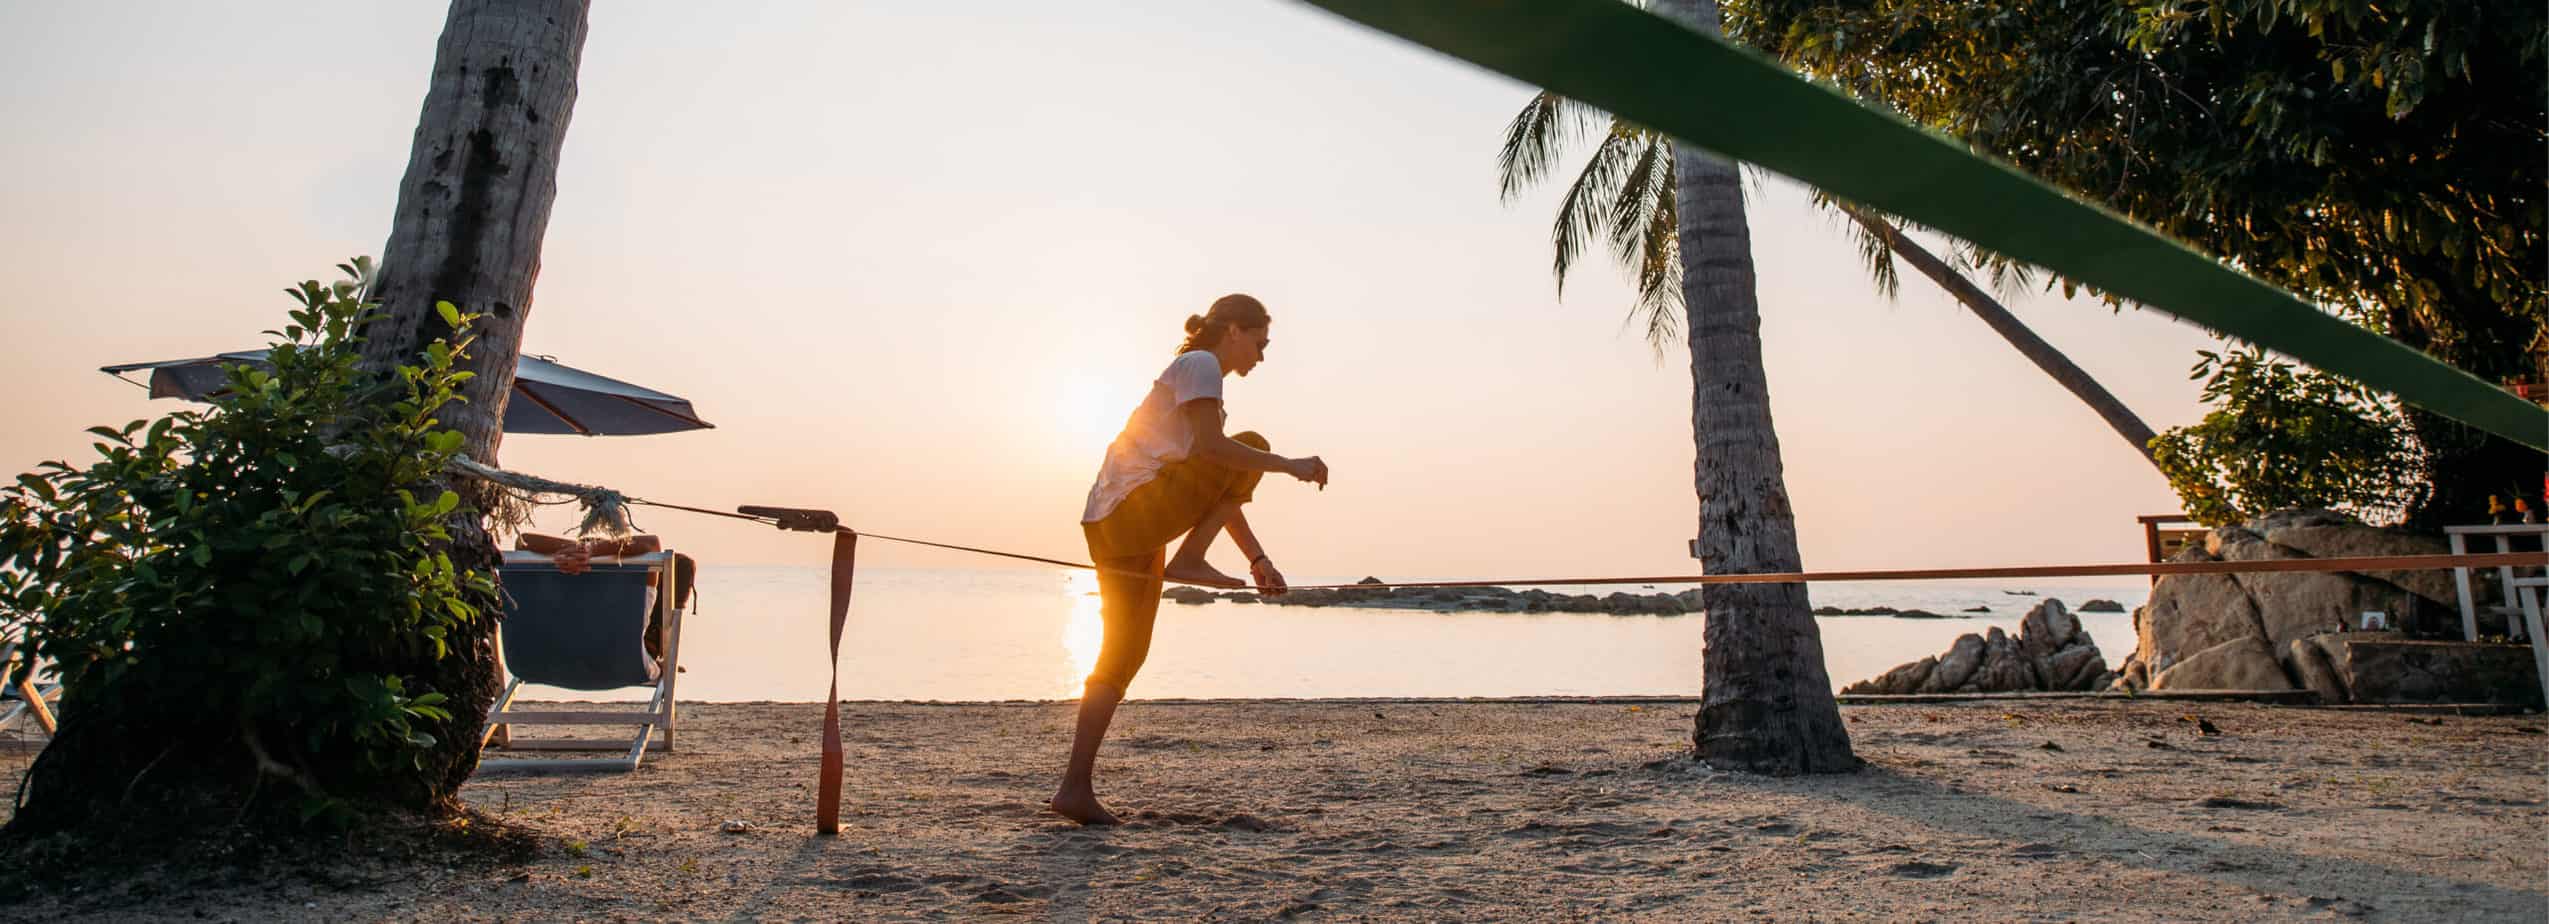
[{"xmin": 515, "ymin": 533, "xmax": 698, "ymax": 662}]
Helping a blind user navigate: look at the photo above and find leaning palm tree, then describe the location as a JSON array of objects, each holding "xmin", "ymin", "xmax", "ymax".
[{"xmin": 1496, "ymin": 96, "xmax": 2163, "ymax": 464}]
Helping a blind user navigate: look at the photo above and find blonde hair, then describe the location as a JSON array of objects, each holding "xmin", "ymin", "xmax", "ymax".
[{"xmin": 1178, "ymin": 293, "xmax": 1271, "ymax": 354}]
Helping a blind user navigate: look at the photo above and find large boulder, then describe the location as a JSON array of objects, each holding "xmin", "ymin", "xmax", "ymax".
[
  {"xmin": 2043, "ymin": 646, "xmax": 2107, "ymax": 691},
  {"xmin": 2218, "ymin": 530, "xmax": 2436, "ymax": 646},
  {"xmin": 2136, "ymin": 569, "xmax": 2263, "ymax": 675},
  {"xmin": 1962, "ymin": 627, "xmax": 2039, "ymax": 692},
  {"xmin": 1841, "ymin": 656, "xmax": 1935, "ymax": 695},
  {"xmin": 2150, "ymin": 636, "xmax": 2294, "ymax": 691},
  {"xmin": 2124, "ymin": 508, "xmax": 2470, "ymax": 691},
  {"xmin": 2256, "ymin": 523, "xmax": 2455, "ymax": 610},
  {"xmin": 2343, "ymin": 639, "xmax": 2545, "ymax": 706},
  {"xmin": 2016, "ymin": 599, "xmax": 2083, "ymax": 661},
  {"xmin": 2286, "ymin": 637, "xmax": 2349, "ymax": 704},
  {"xmin": 1918, "ymin": 633, "xmax": 1989, "ymax": 693}
]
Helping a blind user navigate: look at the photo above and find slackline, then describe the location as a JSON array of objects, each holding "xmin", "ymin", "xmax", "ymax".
[
  {"xmin": 645, "ymin": 497, "xmax": 2544, "ymax": 590},
  {"xmin": 652, "ymin": 496, "xmax": 2543, "ymax": 837},
  {"xmin": 1289, "ymin": 0, "xmax": 2549, "ymax": 452},
  {"xmin": 464, "ymin": 471, "xmax": 2542, "ymax": 836}
]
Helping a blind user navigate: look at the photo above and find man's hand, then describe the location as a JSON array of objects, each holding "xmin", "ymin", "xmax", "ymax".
[
  {"xmin": 551, "ymin": 541, "xmax": 593, "ymax": 575},
  {"xmin": 1250, "ymin": 556, "xmax": 1288, "ymax": 597}
]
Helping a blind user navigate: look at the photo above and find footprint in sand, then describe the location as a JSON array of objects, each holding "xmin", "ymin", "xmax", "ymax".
[{"xmin": 1886, "ymin": 860, "xmax": 1958, "ymax": 879}]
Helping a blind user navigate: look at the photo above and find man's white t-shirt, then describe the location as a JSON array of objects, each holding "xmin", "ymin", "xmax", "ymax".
[{"xmin": 1081, "ymin": 351, "xmax": 1225, "ymax": 523}]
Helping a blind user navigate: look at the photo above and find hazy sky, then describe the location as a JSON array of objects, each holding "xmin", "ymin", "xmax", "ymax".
[{"xmin": 1, "ymin": 1, "xmax": 2223, "ymax": 580}]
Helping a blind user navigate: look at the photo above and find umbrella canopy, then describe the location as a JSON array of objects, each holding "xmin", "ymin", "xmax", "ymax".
[{"xmin": 101, "ymin": 350, "xmax": 713, "ymax": 436}]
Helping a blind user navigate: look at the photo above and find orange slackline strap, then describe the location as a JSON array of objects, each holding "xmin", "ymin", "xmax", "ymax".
[{"xmin": 815, "ymin": 530, "xmax": 855, "ymax": 836}]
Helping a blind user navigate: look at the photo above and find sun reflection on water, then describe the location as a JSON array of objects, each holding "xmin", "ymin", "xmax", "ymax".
[{"xmin": 1060, "ymin": 570, "xmax": 1104, "ymax": 696}]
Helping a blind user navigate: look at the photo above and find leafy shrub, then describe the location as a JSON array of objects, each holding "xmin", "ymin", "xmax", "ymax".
[
  {"xmin": 0, "ymin": 259, "xmax": 491, "ymax": 816},
  {"xmin": 2151, "ymin": 346, "xmax": 2422, "ymax": 527}
]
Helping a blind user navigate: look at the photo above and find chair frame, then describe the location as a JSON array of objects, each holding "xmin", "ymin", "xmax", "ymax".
[
  {"xmin": 479, "ymin": 550, "xmax": 683, "ymax": 773},
  {"xmin": 0, "ymin": 641, "xmax": 60, "ymax": 740}
]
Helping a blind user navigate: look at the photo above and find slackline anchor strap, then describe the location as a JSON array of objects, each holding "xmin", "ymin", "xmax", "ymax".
[{"xmin": 817, "ymin": 528, "xmax": 855, "ymax": 836}]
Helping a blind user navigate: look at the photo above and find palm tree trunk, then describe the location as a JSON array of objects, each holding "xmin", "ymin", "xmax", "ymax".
[
  {"xmin": 1840, "ymin": 206, "xmax": 2162, "ymax": 467},
  {"xmin": 1660, "ymin": 0, "xmax": 1857, "ymax": 774},
  {"xmin": 360, "ymin": 0, "xmax": 590, "ymax": 802}
]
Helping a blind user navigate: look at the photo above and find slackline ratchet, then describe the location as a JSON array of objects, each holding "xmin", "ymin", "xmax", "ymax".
[
  {"xmin": 648, "ymin": 496, "xmax": 2544, "ymax": 836},
  {"xmin": 1289, "ymin": 0, "xmax": 2549, "ymax": 451}
]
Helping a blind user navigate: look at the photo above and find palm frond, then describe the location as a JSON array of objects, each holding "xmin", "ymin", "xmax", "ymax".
[
  {"xmin": 1631, "ymin": 179, "xmax": 1683, "ymax": 353},
  {"xmin": 1495, "ymin": 92, "xmax": 1604, "ymax": 203},
  {"xmin": 1968, "ymin": 244, "xmax": 2043, "ymax": 303},
  {"xmin": 1809, "ymin": 192, "xmax": 1903, "ymax": 301},
  {"xmin": 1604, "ymin": 128, "xmax": 1671, "ymax": 272},
  {"xmin": 1550, "ymin": 126, "xmax": 1644, "ymax": 297},
  {"xmin": 1847, "ymin": 212, "xmax": 1903, "ymax": 301}
]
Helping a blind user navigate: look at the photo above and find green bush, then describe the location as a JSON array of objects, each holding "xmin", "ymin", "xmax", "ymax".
[
  {"xmin": 0, "ymin": 259, "xmax": 491, "ymax": 818},
  {"xmin": 2151, "ymin": 346, "xmax": 2422, "ymax": 527}
]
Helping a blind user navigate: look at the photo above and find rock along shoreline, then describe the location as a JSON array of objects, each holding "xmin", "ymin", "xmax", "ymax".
[{"xmin": 1160, "ymin": 579, "xmax": 2061, "ymax": 619}]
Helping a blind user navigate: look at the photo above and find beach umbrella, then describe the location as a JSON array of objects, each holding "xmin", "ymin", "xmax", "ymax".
[{"xmin": 101, "ymin": 350, "xmax": 713, "ymax": 436}]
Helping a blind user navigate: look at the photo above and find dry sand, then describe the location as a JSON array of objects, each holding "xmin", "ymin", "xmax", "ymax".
[{"xmin": 5, "ymin": 697, "xmax": 2546, "ymax": 921}]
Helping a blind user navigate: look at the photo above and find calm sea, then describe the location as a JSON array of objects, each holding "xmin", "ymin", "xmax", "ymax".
[{"xmin": 526, "ymin": 567, "xmax": 2148, "ymax": 702}]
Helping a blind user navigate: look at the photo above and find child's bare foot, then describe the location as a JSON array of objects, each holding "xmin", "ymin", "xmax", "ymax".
[
  {"xmin": 1163, "ymin": 560, "xmax": 1245, "ymax": 589},
  {"xmin": 1048, "ymin": 789, "xmax": 1122, "ymax": 826}
]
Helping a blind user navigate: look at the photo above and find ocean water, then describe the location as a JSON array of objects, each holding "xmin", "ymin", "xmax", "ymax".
[{"xmin": 526, "ymin": 566, "xmax": 2147, "ymax": 702}]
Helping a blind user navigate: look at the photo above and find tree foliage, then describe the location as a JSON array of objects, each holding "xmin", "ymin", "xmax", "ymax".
[
  {"xmin": 2150, "ymin": 347, "xmax": 2421, "ymax": 527},
  {"xmin": 1731, "ymin": 0, "xmax": 2547, "ymax": 522},
  {"xmin": 0, "ymin": 261, "xmax": 495, "ymax": 831}
]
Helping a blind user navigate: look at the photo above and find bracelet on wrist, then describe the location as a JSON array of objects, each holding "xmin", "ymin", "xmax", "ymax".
[{"xmin": 1250, "ymin": 554, "xmax": 1272, "ymax": 568}]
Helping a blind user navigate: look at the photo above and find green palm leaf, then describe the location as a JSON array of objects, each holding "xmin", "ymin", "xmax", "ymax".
[{"xmin": 1549, "ymin": 127, "xmax": 1644, "ymax": 298}]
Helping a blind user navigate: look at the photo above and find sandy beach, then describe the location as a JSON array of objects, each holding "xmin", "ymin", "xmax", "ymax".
[{"xmin": 5, "ymin": 697, "xmax": 2546, "ymax": 921}]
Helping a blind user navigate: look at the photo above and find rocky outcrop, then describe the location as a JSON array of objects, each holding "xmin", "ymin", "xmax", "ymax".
[
  {"xmin": 2078, "ymin": 599, "xmax": 2124, "ymax": 613},
  {"xmin": 1163, "ymin": 586, "xmax": 1220, "ymax": 605},
  {"xmin": 1919, "ymin": 633, "xmax": 1989, "ymax": 693},
  {"xmin": 2118, "ymin": 508, "xmax": 2464, "ymax": 695},
  {"xmin": 1845, "ymin": 600, "xmax": 2112, "ymax": 694},
  {"xmin": 2136, "ymin": 571, "xmax": 2261, "ymax": 676},
  {"xmin": 2344, "ymin": 639, "xmax": 2546, "ymax": 707},
  {"xmin": 1856, "ymin": 656, "xmax": 1936, "ymax": 695},
  {"xmin": 1966, "ymin": 628, "xmax": 2039, "ymax": 691},
  {"xmin": 2285, "ymin": 638, "xmax": 2348, "ymax": 703},
  {"xmin": 2150, "ymin": 636, "xmax": 2293, "ymax": 691}
]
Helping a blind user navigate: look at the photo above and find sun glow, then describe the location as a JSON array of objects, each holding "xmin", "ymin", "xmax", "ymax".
[
  {"xmin": 1052, "ymin": 374, "xmax": 1129, "ymax": 460},
  {"xmin": 1059, "ymin": 569, "xmax": 1104, "ymax": 696}
]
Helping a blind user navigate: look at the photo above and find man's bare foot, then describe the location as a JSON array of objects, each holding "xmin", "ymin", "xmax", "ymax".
[
  {"xmin": 1163, "ymin": 560, "xmax": 1246, "ymax": 589},
  {"xmin": 1049, "ymin": 789, "xmax": 1122, "ymax": 826}
]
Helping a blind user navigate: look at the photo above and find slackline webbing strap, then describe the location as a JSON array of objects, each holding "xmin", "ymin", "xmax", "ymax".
[
  {"xmin": 1290, "ymin": 0, "xmax": 2549, "ymax": 451},
  {"xmin": 815, "ymin": 531, "xmax": 854, "ymax": 836},
  {"xmin": 618, "ymin": 495, "xmax": 2542, "ymax": 835}
]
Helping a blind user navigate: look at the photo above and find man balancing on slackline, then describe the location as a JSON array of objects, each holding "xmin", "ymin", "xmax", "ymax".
[{"xmin": 1052, "ymin": 293, "xmax": 1330, "ymax": 825}]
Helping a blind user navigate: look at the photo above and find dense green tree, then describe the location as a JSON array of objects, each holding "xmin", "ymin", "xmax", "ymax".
[
  {"xmin": 1730, "ymin": 0, "xmax": 2547, "ymax": 525},
  {"xmin": 2, "ymin": 273, "xmax": 490, "ymax": 834}
]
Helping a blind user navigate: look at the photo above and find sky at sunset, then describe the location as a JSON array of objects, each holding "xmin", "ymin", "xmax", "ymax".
[{"xmin": 2, "ymin": 1, "xmax": 2225, "ymax": 581}]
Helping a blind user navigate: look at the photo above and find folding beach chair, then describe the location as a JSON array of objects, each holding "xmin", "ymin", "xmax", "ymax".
[
  {"xmin": 0, "ymin": 640, "xmax": 60, "ymax": 742},
  {"xmin": 480, "ymin": 550, "xmax": 684, "ymax": 772}
]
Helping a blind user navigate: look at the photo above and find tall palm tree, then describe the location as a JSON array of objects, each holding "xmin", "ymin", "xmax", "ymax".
[
  {"xmin": 1496, "ymin": 102, "xmax": 2163, "ymax": 466},
  {"xmin": 362, "ymin": 0, "xmax": 592, "ymax": 795},
  {"xmin": 1671, "ymin": 0, "xmax": 1858, "ymax": 772}
]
